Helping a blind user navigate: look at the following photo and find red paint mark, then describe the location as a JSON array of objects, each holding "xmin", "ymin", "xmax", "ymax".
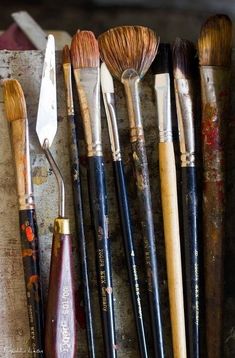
[
  {"xmin": 98, "ymin": 226, "xmax": 103, "ymax": 240},
  {"xmin": 75, "ymin": 286, "xmax": 86, "ymax": 329},
  {"xmin": 27, "ymin": 275, "xmax": 39, "ymax": 290},
  {"xmin": 106, "ymin": 287, "xmax": 113, "ymax": 294},
  {"xmin": 25, "ymin": 226, "xmax": 34, "ymax": 242},
  {"xmin": 21, "ymin": 224, "xmax": 25, "ymax": 231},
  {"xmin": 22, "ymin": 249, "xmax": 33, "ymax": 257},
  {"xmin": 113, "ymin": 344, "xmax": 119, "ymax": 350},
  {"xmin": 219, "ymin": 90, "xmax": 229, "ymax": 98}
]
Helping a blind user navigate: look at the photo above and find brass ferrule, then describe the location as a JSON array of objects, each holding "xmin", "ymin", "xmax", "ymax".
[
  {"xmin": 154, "ymin": 73, "xmax": 173, "ymax": 143},
  {"xmin": 121, "ymin": 69, "xmax": 144, "ymax": 143},
  {"xmin": 74, "ymin": 68, "xmax": 102, "ymax": 157},
  {"xmin": 54, "ymin": 217, "xmax": 70, "ymax": 235},
  {"xmin": 102, "ymin": 92, "xmax": 121, "ymax": 161},
  {"xmin": 63, "ymin": 63, "xmax": 74, "ymax": 116},
  {"xmin": 174, "ymin": 79, "xmax": 196, "ymax": 167}
]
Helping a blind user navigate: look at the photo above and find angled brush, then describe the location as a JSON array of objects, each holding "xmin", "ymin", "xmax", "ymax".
[
  {"xmin": 198, "ymin": 14, "xmax": 232, "ymax": 358},
  {"xmin": 101, "ymin": 62, "xmax": 148, "ymax": 358},
  {"xmin": 152, "ymin": 43, "xmax": 186, "ymax": 358},
  {"xmin": 71, "ymin": 31, "xmax": 117, "ymax": 358},
  {"xmin": 98, "ymin": 26, "xmax": 165, "ymax": 357},
  {"xmin": 3, "ymin": 79, "xmax": 44, "ymax": 356},
  {"xmin": 62, "ymin": 45, "xmax": 95, "ymax": 358},
  {"xmin": 173, "ymin": 38, "xmax": 201, "ymax": 358}
]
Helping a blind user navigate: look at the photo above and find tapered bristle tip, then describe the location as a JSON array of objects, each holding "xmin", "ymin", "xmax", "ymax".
[
  {"xmin": 151, "ymin": 43, "xmax": 172, "ymax": 75},
  {"xmin": 70, "ymin": 30, "xmax": 99, "ymax": 69},
  {"xmin": 2, "ymin": 79, "xmax": 27, "ymax": 121},
  {"xmin": 172, "ymin": 38, "xmax": 198, "ymax": 79},
  {"xmin": 62, "ymin": 45, "xmax": 71, "ymax": 64}
]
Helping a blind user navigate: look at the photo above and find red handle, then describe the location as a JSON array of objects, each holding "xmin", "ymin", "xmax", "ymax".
[{"xmin": 45, "ymin": 218, "xmax": 76, "ymax": 358}]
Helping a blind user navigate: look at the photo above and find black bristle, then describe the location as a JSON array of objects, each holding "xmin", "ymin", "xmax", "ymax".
[
  {"xmin": 151, "ymin": 43, "xmax": 172, "ymax": 74},
  {"xmin": 172, "ymin": 38, "xmax": 198, "ymax": 79}
]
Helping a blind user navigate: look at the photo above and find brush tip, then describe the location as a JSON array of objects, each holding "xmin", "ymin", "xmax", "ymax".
[
  {"xmin": 70, "ymin": 30, "xmax": 99, "ymax": 69},
  {"xmin": 151, "ymin": 43, "xmax": 171, "ymax": 75},
  {"xmin": 98, "ymin": 26, "xmax": 159, "ymax": 80},
  {"xmin": 101, "ymin": 62, "xmax": 114, "ymax": 93},
  {"xmin": 172, "ymin": 38, "xmax": 198, "ymax": 79},
  {"xmin": 198, "ymin": 14, "xmax": 232, "ymax": 66},
  {"xmin": 2, "ymin": 79, "xmax": 27, "ymax": 122},
  {"xmin": 62, "ymin": 45, "xmax": 71, "ymax": 64}
]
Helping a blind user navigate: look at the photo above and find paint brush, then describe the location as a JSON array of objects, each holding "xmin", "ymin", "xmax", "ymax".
[
  {"xmin": 101, "ymin": 62, "xmax": 148, "ymax": 358},
  {"xmin": 152, "ymin": 43, "xmax": 186, "ymax": 358},
  {"xmin": 62, "ymin": 44, "xmax": 95, "ymax": 358},
  {"xmin": 36, "ymin": 35, "xmax": 76, "ymax": 357},
  {"xmin": 70, "ymin": 31, "xmax": 117, "ymax": 358},
  {"xmin": 98, "ymin": 26, "xmax": 165, "ymax": 357},
  {"xmin": 198, "ymin": 14, "xmax": 232, "ymax": 358},
  {"xmin": 172, "ymin": 38, "xmax": 201, "ymax": 358},
  {"xmin": 3, "ymin": 79, "xmax": 44, "ymax": 357}
]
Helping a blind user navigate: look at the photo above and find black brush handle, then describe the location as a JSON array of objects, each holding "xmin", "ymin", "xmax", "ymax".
[
  {"xmin": 68, "ymin": 114, "xmax": 95, "ymax": 357},
  {"xmin": 88, "ymin": 156, "xmax": 117, "ymax": 358},
  {"xmin": 131, "ymin": 140, "xmax": 164, "ymax": 358},
  {"xmin": 19, "ymin": 209, "xmax": 44, "ymax": 357},
  {"xmin": 181, "ymin": 166, "xmax": 200, "ymax": 358},
  {"xmin": 114, "ymin": 159, "xmax": 148, "ymax": 358}
]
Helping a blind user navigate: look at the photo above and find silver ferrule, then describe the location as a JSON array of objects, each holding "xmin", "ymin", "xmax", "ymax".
[
  {"xmin": 63, "ymin": 63, "xmax": 74, "ymax": 116},
  {"xmin": 74, "ymin": 68, "xmax": 102, "ymax": 157},
  {"xmin": 43, "ymin": 139, "xmax": 65, "ymax": 218},
  {"xmin": 121, "ymin": 69, "xmax": 144, "ymax": 143},
  {"xmin": 154, "ymin": 73, "xmax": 172, "ymax": 143},
  {"xmin": 102, "ymin": 92, "xmax": 121, "ymax": 161},
  {"xmin": 174, "ymin": 79, "xmax": 196, "ymax": 167}
]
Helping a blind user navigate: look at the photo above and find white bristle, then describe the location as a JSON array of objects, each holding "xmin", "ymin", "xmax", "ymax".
[{"xmin": 100, "ymin": 62, "xmax": 114, "ymax": 93}]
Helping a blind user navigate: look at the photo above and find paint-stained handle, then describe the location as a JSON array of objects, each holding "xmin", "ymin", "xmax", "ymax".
[
  {"xmin": 45, "ymin": 218, "xmax": 76, "ymax": 358},
  {"xmin": 131, "ymin": 139, "xmax": 164, "ymax": 358},
  {"xmin": 181, "ymin": 166, "xmax": 200, "ymax": 358},
  {"xmin": 88, "ymin": 156, "xmax": 117, "ymax": 358},
  {"xmin": 159, "ymin": 141, "xmax": 187, "ymax": 358},
  {"xmin": 19, "ymin": 209, "xmax": 44, "ymax": 357}
]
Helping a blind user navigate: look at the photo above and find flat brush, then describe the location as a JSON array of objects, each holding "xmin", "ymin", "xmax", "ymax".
[
  {"xmin": 3, "ymin": 79, "xmax": 44, "ymax": 357},
  {"xmin": 71, "ymin": 31, "xmax": 117, "ymax": 358},
  {"xmin": 152, "ymin": 43, "xmax": 186, "ymax": 358},
  {"xmin": 172, "ymin": 38, "xmax": 201, "ymax": 358},
  {"xmin": 62, "ymin": 45, "xmax": 95, "ymax": 358},
  {"xmin": 98, "ymin": 26, "xmax": 165, "ymax": 357},
  {"xmin": 198, "ymin": 14, "xmax": 232, "ymax": 358},
  {"xmin": 101, "ymin": 62, "xmax": 148, "ymax": 358}
]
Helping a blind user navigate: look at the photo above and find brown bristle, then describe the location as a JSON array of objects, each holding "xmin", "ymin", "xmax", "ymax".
[
  {"xmin": 172, "ymin": 38, "xmax": 198, "ymax": 79},
  {"xmin": 62, "ymin": 45, "xmax": 71, "ymax": 65},
  {"xmin": 70, "ymin": 30, "xmax": 99, "ymax": 69},
  {"xmin": 98, "ymin": 26, "xmax": 159, "ymax": 80},
  {"xmin": 198, "ymin": 14, "xmax": 232, "ymax": 66},
  {"xmin": 2, "ymin": 79, "xmax": 27, "ymax": 122}
]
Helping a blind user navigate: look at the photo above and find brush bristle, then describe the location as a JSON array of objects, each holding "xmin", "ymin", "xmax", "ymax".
[
  {"xmin": 70, "ymin": 30, "xmax": 100, "ymax": 69},
  {"xmin": 3, "ymin": 79, "xmax": 27, "ymax": 122},
  {"xmin": 172, "ymin": 38, "xmax": 198, "ymax": 79},
  {"xmin": 98, "ymin": 26, "xmax": 159, "ymax": 80},
  {"xmin": 198, "ymin": 14, "xmax": 232, "ymax": 66},
  {"xmin": 151, "ymin": 43, "xmax": 171, "ymax": 75},
  {"xmin": 62, "ymin": 45, "xmax": 71, "ymax": 65}
]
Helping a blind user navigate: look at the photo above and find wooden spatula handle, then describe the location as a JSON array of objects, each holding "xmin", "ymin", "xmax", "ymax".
[{"xmin": 45, "ymin": 218, "xmax": 76, "ymax": 358}]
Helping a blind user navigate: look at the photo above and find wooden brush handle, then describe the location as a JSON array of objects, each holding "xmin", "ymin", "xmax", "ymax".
[
  {"xmin": 181, "ymin": 167, "xmax": 200, "ymax": 358},
  {"xmin": 159, "ymin": 141, "xmax": 186, "ymax": 358},
  {"xmin": 88, "ymin": 156, "xmax": 117, "ymax": 358},
  {"xmin": 131, "ymin": 139, "xmax": 164, "ymax": 358},
  {"xmin": 19, "ymin": 209, "xmax": 44, "ymax": 357},
  {"xmin": 45, "ymin": 218, "xmax": 76, "ymax": 358}
]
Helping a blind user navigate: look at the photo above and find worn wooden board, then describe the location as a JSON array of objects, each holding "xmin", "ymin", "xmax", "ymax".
[{"xmin": 0, "ymin": 49, "xmax": 235, "ymax": 357}]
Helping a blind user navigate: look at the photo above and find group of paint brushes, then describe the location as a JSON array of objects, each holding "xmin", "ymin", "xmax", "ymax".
[{"xmin": 1, "ymin": 11, "xmax": 232, "ymax": 358}]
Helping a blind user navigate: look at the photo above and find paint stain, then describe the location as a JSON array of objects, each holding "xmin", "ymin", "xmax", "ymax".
[
  {"xmin": 32, "ymin": 166, "xmax": 48, "ymax": 185},
  {"xmin": 27, "ymin": 275, "xmax": 39, "ymax": 290},
  {"xmin": 106, "ymin": 287, "xmax": 113, "ymax": 294},
  {"xmin": 25, "ymin": 226, "xmax": 34, "ymax": 242}
]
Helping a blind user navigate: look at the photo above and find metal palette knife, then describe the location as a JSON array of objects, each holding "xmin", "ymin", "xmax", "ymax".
[{"xmin": 36, "ymin": 35, "xmax": 77, "ymax": 357}]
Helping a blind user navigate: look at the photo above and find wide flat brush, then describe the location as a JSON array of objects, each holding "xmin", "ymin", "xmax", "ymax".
[
  {"xmin": 172, "ymin": 38, "xmax": 201, "ymax": 358},
  {"xmin": 198, "ymin": 14, "xmax": 232, "ymax": 358},
  {"xmin": 3, "ymin": 79, "xmax": 44, "ymax": 357},
  {"xmin": 152, "ymin": 43, "xmax": 186, "ymax": 358},
  {"xmin": 71, "ymin": 31, "xmax": 117, "ymax": 358},
  {"xmin": 98, "ymin": 26, "xmax": 165, "ymax": 357},
  {"xmin": 62, "ymin": 45, "xmax": 95, "ymax": 358},
  {"xmin": 101, "ymin": 62, "xmax": 148, "ymax": 358}
]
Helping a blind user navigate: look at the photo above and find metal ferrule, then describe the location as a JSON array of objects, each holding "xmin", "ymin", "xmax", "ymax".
[
  {"xmin": 63, "ymin": 63, "xmax": 74, "ymax": 116},
  {"xmin": 174, "ymin": 79, "xmax": 196, "ymax": 167},
  {"xmin": 121, "ymin": 69, "xmax": 144, "ymax": 143},
  {"xmin": 102, "ymin": 92, "xmax": 121, "ymax": 161},
  {"xmin": 154, "ymin": 73, "xmax": 173, "ymax": 143},
  {"xmin": 54, "ymin": 217, "xmax": 70, "ymax": 235},
  {"xmin": 74, "ymin": 68, "xmax": 102, "ymax": 157},
  {"xmin": 43, "ymin": 139, "xmax": 65, "ymax": 218}
]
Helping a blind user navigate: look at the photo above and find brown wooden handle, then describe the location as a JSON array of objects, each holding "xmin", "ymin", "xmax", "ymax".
[
  {"xmin": 159, "ymin": 142, "xmax": 186, "ymax": 358},
  {"xmin": 45, "ymin": 218, "xmax": 76, "ymax": 358}
]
